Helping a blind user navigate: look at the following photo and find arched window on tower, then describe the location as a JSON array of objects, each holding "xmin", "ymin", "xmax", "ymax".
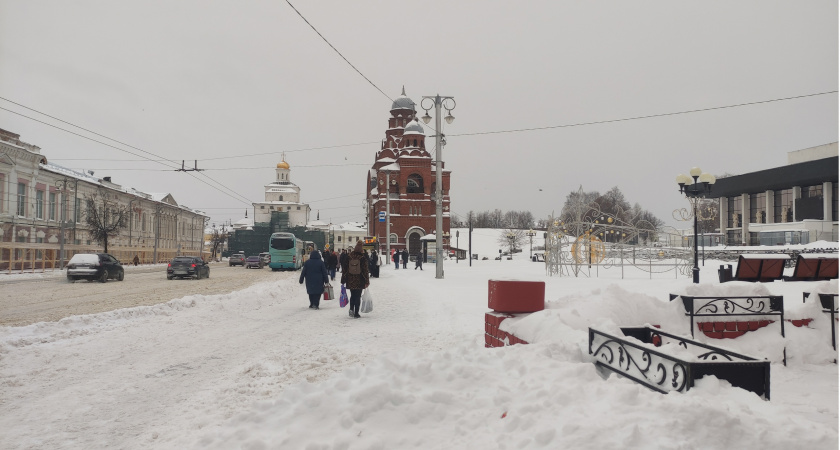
[
  {"xmin": 407, "ymin": 174, "xmax": 424, "ymax": 194},
  {"xmin": 413, "ymin": 139, "xmax": 417, "ymax": 147}
]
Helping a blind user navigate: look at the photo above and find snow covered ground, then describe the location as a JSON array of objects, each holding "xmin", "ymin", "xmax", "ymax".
[{"xmin": 0, "ymin": 229, "xmax": 837, "ymax": 449}]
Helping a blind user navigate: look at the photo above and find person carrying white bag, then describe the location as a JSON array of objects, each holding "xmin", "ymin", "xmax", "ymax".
[
  {"xmin": 340, "ymin": 240, "xmax": 370, "ymax": 318},
  {"xmin": 360, "ymin": 288, "xmax": 373, "ymax": 313}
]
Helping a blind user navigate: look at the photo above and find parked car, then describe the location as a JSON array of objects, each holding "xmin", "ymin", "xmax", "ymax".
[
  {"xmin": 66, "ymin": 253, "xmax": 124, "ymax": 283},
  {"xmin": 245, "ymin": 256, "xmax": 264, "ymax": 269},
  {"xmin": 167, "ymin": 256, "xmax": 210, "ymax": 280},
  {"xmin": 229, "ymin": 253, "xmax": 246, "ymax": 266},
  {"xmin": 259, "ymin": 252, "xmax": 271, "ymax": 264}
]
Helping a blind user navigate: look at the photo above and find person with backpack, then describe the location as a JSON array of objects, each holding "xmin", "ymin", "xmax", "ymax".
[
  {"xmin": 299, "ymin": 250, "xmax": 329, "ymax": 310},
  {"xmin": 341, "ymin": 240, "xmax": 370, "ymax": 318}
]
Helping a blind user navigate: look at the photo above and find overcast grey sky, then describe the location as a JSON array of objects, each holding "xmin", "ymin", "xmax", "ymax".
[{"xmin": 1, "ymin": 1, "xmax": 837, "ymax": 228}]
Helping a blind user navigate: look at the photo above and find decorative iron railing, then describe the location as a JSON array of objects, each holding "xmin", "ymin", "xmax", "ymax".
[{"xmin": 589, "ymin": 326, "xmax": 771, "ymax": 400}]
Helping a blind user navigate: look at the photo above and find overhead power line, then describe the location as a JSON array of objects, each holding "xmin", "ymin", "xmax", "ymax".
[
  {"xmin": 285, "ymin": 0, "xmax": 392, "ymax": 103},
  {"xmin": 0, "ymin": 104, "xmax": 254, "ymax": 206},
  {"xmin": 450, "ymin": 90, "xmax": 839, "ymax": 137}
]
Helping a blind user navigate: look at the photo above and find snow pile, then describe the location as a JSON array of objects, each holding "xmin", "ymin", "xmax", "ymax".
[{"xmin": 0, "ymin": 229, "xmax": 836, "ymax": 449}]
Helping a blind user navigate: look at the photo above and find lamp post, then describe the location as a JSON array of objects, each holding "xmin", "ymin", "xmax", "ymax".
[
  {"xmin": 421, "ymin": 94, "xmax": 456, "ymax": 279},
  {"xmin": 507, "ymin": 232, "xmax": 515, "ymax": 258},
  {"xmin": 676, "ymin": 167, "xmax": 716, "ymax": 283},
  {"xmin": 527, "ymin": 229, "xmax": 536, "ymax": 260}
]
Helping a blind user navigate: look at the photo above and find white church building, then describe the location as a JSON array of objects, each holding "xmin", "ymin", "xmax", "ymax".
[{"xmin": 252, "ymin": 157, "xmax": 311, "ymax": 227}]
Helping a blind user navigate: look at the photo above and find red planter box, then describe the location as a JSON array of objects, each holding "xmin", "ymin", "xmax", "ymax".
[{"xmin": 488, "ymin": 280, "xmax": 545, "ymax": 313}]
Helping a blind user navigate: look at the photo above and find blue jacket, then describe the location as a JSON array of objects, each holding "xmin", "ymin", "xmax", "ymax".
[{"xmin": 299, "ymin": 251, "xmax": 329, "ymax": 295}]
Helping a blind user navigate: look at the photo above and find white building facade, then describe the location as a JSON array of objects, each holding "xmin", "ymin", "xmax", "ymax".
[
  {"xmin": 253, "ymin": 158, "xmax": 311, "ymax": 227},
  {"xmin": 0, "ymin": 128, "xmax": 208, "ymax": 270}
]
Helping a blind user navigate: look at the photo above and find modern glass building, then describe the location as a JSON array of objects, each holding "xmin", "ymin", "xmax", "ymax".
[{"xmin": 710, "ymin": 143, "xmax": 838, "ymax": 246}]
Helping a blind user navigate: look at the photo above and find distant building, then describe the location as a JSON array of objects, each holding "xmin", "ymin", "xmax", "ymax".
[
  {"xmin": 709, "ymin": 142, "xmax": 838, "ymax": 245},
  {"xmin": 365, "ymin": 88, "xmax": 451, "ymax": 254},
  {"xmin": 0, "ymin": 128, "xmax": 207, "ymax": 269},
  {"xmin": 253, "ymin": 156, "xmax": 311, "ymax": 227}
]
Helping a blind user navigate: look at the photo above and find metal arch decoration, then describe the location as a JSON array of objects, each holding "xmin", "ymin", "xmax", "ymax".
[{"xmin": 545, "ymin": 186, "xmax": 690, "ymax": 278}]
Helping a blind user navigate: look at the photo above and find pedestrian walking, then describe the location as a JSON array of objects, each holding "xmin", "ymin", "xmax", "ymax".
[
  {"xmin": 299, "ymin": 250, "xmax": 329, "ymax": 310},
  {"xmin": 325, "ymin": 250, "xmax": 338, "ymax": 281},
  {"xmin": 133, "ymin": 255, "xmax": 139, "ymax": 266},
  {"xmin": 341, "ymin": 240, "xmax": 370, "ymax": 318},
  {"xmin": 393, "ymin": 249, "xmax": 399, "ymax": 270},
  {"xmin": 339, "ymin": 249, "xmax": 349, "ymax": 273},
  {"xmin": 369, "ymin": 250, "xmax": 380, "ymax": 278},
  {"xmin": 401, "ymin": 249, "xmax": 408, "ymax": 269},
  {"xmin": 415, "ymin": 250, "xmax": 423, "ymax": 270}
]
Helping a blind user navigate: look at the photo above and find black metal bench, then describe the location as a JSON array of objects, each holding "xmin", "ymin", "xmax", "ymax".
[
  {"xmin": 669, "ymin": 294, "xmax": 785, "ymax": 339},
  {"xmin": 589, "ymin": 326, "xmax": 771, "ymax": 399},
  {"xmin": 802, "ymin": 292, "xmax": 839, "ymax": 351}
]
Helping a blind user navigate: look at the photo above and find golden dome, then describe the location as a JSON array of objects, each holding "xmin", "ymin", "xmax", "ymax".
[{"xmin": 277, "ymin": 161, "xmax": 290, "ymax": 169}]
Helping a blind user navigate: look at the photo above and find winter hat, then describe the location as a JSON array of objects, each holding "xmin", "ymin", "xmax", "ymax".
[{"xmin": 354, "ymin": 240, "xmax": 364, "ymax": 253}]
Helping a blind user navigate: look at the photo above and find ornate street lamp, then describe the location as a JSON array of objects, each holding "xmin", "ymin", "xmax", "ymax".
[
  {"xmin": 527, "ymin": 229, "xmax": 536, "ymax": 260},
  {"xmin": 676, "ymin": 167, "xmax": 716, "ymax": 283},
  {"xmin": 421, "ymin": 94, "xmax": 456, "ymax": 279}
]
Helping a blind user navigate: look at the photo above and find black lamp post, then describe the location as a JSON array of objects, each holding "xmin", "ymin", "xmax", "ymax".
[{"xmin": 676, "ymin": 167, "xmax": 716, "ymax": 283}]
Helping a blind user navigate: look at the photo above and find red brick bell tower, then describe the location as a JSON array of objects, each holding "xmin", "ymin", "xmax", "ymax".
[{"xmin": 366, "ymin": 87, "xmax": 451, "ymax": 256}]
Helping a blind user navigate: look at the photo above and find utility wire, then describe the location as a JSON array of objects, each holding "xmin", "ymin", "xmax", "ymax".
[
  {"xmin": 285, "ymin": 0, "xmax": 392, "ymax": 103},
  {"xmin": 450, "ymin": 90, "xmax": 839, "ymax": 137},
  {"xmin": 0, "ymin": 102, "xmax": 255, "ymax": 206}
]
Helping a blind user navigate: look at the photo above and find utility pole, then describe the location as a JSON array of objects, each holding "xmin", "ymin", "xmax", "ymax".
[{"xmin": 420, "ymin": 94, "xmax": 455, "ymax": 279}]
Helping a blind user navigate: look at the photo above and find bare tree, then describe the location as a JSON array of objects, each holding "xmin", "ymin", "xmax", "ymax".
[
  {"xmin": 209, "ymin": 226, "xmax": 228, "ymax": 261},
  {"xmin": 497, "ymin": 228, "xmax": 527, "ymax": 253},
  {"xmin": 83, "ymin": 193, "xmax": 129, "ymax": 253}
]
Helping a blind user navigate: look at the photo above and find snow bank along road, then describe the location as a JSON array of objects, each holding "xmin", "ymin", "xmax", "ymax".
[{"xmin": 0, "ymin": 264, "xmax": 279, "ymax": 327}]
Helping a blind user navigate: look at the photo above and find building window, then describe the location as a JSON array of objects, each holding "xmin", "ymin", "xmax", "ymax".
[
  {"xmin": 279, "ymin": 195, "xmax": 283, "ymax": 201},
  {"xmin": 726, "ymin": 229, "xmax": 741, "ymax": 246},
  {"xmin": 726, "ymin": 196, "xmax": 742, "ymax": 228},
  {"xmin": 803, "ymin": 184, "xmax": 823, "ymax": 198},
  {"xmin": 833, "ymin": 183, "xmax": 838, "ymax": 221},
  {"xmin": 389, "ymin": 233, "xmax": 398, "ymax": 244},
  {"xmin": 337, "ymin": 236, "xmax": 342, "ymax": 242},
  {"xmin": 407, "ymin": 174, "xmax": 424, "ymax": 194},
  {"xmin": 17, "ymin": 182, "xmax": 27, "ymax": 216},
  {"xmin": 774, "ymin": 189, "xmax": 793, "ymax": 223},
  {"xmin": 297, "ymin": 206, "xmax": 301, "ymax": 210},
  {"xmin": 0, "ymin": 174, "xmax": 4, "ymax": 213},
  {"xmin": 35, "ymin": 189, "xmax": 44, "ymax": 219},
  {"xmin": 749, "ymin": 192, "xmax": 765, "ymax": 224},
  {"xmin": 260, "ymin": 205, "xmax": 265, "ymax": 209},
  {"xmin": 49, "ymin": 192, "xmax": 57, "ymax": 220}
]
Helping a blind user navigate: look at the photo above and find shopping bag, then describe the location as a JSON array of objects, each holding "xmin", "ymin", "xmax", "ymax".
[
  {"xmin": 323, "ymin": 284, "xmax": 334, "ymax": 301},
  {"xmin": 360, "ymin": 288, "xmax": 373, "ymax": 313},
  {"xmin": 339, "ymin": 284, "xmax": 348, "ymax": 308}
]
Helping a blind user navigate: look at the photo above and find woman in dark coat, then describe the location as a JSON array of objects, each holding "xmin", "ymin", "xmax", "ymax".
[
  {"xmin": 340, "ymin": 240, "xmax": 370, "ymax": 318},
  {"xmin": 369, "ymin": 250, "xmax": 380, "ymax": 278},
  {"xmin": 299, "ymin": 250, "xmax": 329, "ymax": 310}
]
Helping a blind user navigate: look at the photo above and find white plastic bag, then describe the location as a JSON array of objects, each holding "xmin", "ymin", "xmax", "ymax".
[{"xmin": 360, "ymin": 288, "xmax": 373, "ymax": 313}]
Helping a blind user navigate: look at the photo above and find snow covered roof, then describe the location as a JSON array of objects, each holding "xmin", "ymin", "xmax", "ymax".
[
  {"xmin": 378, "ymin": 162, "xmax": 400, "ymax": 172},
  {"xmin": 391, "ymin": 88, "xmax": 416, "ymax": 111},
  {"xmin": 740, "ymin": 254, "xmax": 791, "ymax": 260},
  {"xmin": 799, "ymin": 253, "xmax": 839, "ymax": 259},
  {"xmin": 403, "ymin": 119, "xmax": 425, "ymax": 136}
]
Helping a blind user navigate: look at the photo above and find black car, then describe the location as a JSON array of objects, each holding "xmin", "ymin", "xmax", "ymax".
[
  {"xmin": 66, "ymin": 253, "xmax": 124, "ymax": 283},
  {"xmin": 167, "ymin": 256, "xmax": 210, "ymax": 280}
]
